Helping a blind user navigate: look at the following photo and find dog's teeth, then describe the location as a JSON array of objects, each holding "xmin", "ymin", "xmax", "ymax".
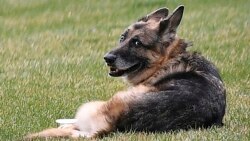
[{"xmin": 110, "ymin": 67, "xmax": 119, "ymax": 73}]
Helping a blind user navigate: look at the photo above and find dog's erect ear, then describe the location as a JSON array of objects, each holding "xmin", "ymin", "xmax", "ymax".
[
  {"xmin": 159, "ymin": 5, "xmax": 184, "ymax": 39},
  {"xmin": 138, "ymin": 7, "xmax": 169, "ymax": 22}
]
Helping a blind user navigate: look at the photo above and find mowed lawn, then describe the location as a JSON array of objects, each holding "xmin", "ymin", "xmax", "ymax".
[{"xmin": 0, "ymin": 0, "xmax": 249, "ymax": 140}]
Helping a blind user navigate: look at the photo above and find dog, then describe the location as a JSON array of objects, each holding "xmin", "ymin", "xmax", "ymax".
[{"xmin": 25, "ymin": 5, "xmax": 226, "ymax": 139}]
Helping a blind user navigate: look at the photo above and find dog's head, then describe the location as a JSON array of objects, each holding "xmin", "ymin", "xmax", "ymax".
[{"xmin": 104, "ymin": 6, "xmax": 187, "ymax": 85}]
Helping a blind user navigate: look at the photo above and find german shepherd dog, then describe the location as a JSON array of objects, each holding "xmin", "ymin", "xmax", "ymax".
[{"xmin": 26, "ymin": 5, "xmax": 226, "ymax": 139}]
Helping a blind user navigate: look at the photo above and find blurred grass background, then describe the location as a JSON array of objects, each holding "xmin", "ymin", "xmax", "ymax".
[{"xmin": 0, "ymin": 0, "xmax": 249, "ymax": 140}]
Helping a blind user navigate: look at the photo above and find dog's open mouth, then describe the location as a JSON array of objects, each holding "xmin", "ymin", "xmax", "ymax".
[{"xmin": 109, "ymin": 63, "xmax": 141, "ymax": 77}]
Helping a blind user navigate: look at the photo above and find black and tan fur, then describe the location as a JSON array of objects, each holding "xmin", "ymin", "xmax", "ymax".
[{"xmin": 25, "ymin": 5, "xmax": 226, "ymax": 139}]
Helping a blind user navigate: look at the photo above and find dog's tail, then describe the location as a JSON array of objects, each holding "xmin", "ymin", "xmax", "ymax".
[{"xmin": 24, "ymin": 125, "xmax": 78, "ymax": 140}]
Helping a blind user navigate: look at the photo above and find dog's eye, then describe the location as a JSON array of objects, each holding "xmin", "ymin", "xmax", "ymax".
[
  {"xmin": 131, "ymin": 38, "xmax": 142, "ymax": 47},
  {"xmin": 120, "ymin": 35, "xmax": 125, "ymax": 43}
]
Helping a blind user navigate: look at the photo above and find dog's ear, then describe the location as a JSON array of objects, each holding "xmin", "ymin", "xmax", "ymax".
[
  {"xmin": 138, "ymin": 7, "xmax": 169, "ymax": 22},
  {"xmin": 159, "ymin": 5, "xmax": 184, "ymax": 40}
]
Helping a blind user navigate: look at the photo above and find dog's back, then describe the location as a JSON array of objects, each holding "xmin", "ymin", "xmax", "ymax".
[{"xmin": 117, "ymin": 52, "xmax": 226, "ymax": 132}]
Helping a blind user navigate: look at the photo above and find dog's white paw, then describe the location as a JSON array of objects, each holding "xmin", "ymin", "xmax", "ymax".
[
  {"xmin": 58, "ymin": 124, "xmax": 74, "ymax": 129},
  {"xmin": 71, "ymin": 130, "xmax": 94, "ymax": 138}
]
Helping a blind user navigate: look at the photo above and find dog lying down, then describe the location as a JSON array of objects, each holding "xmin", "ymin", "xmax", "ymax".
[{"xmin": 25, "ymin": 5, "xmax": 226, "ymax": 139}]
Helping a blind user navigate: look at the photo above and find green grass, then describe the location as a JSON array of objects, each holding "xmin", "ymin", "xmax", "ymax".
[{"xmin": 0, "ymin": 0, "xmax": 249, "ymax": 140}]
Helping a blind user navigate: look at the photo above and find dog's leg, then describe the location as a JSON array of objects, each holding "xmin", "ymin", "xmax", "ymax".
[
  {"xmin": 25, "ymin": 85, "xmax": 151, "ymax": 139},
  {"xmin": 24, "ymin": 124, "xmax": 79, "ymax": 139},
  {"xmin": 24, "ymin": 101, "xmax": 112, "ymax": 139},
  {"xmin": 24, "ymin": 101, "xmax": 109, "ymax": 139},
  {"xmin": 74, "ymin": 101, "xmax": 113, "ymax": 138},
  {"xmin": 75, "ymin": 85, "xmax": 152, "ymax": 138}
]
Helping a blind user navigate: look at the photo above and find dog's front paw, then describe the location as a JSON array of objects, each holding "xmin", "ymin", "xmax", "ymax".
[
  {"xmin": 57, "ymin": 125, "xmax": 94, "ymax": 138},
  {"xmin": 58, "ymin": 124, "xmax": 74, "ymax": 129},
  {"xmin": 71, "ymin": 130, "xmax": 94, "ymax": 138}
]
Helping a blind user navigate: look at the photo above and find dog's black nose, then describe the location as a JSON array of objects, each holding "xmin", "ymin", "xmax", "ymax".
[{"xmin": 104, "ymin": 54, "xmax": 117, "ymax": 64}]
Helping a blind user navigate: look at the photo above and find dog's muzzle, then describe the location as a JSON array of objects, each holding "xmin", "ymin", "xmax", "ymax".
[
  {"xmin": 104, "ymin": 53, "xmax": 117, "ymax": 66},
  {"xmin": 104, "ymin": 53, "xmax": 122, "ymax": 76},
  {"xmin": 104, "ymin": 53, "xmax": 142, "ymax": 77}
]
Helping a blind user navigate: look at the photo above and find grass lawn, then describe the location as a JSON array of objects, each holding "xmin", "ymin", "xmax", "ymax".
[{"xmin": 0, "ymin": 0, "xmax": 249, "ymax": 140}]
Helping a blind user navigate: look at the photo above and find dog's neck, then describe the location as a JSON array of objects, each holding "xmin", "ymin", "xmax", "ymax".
[{"xmin": 125, "ymin": 37, "xmax": 190, "ymax": 86}]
